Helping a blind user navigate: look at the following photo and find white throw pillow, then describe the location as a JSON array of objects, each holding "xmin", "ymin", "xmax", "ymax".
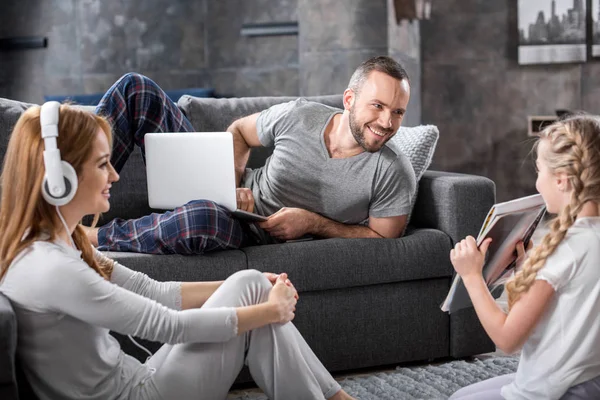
[
  {"xmin": 387, "ymin": 124, "xmax": 439, "ymax": 182},
  {"xmin": 386, "ymin": 124, "xmax": 439, "ymax": 223}
]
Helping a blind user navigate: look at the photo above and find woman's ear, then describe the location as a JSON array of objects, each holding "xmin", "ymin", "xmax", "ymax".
[{"xmin": 342, "ymin": 88, "xmax": 355, "ymax": 111}]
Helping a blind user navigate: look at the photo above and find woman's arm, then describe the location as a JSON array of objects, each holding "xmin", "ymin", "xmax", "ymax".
[
  {"xmin": 100, "ymin": 245, "xmax": 224, "ymax": 311},
  {"xmin": 181, "ymin": 281, "xmax": 223, "ymax": 310},
  {"xmin": 42, "ymin": 258, "xmax": 238, "ymax": 344}
]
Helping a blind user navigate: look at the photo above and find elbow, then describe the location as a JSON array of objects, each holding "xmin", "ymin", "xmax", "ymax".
[
  {"xmin": 495, "ymin": 338, "xmax": 521, "ymax": 355},
  {"xmin": 227, "ymin": 121, "xmax": 238, "ymax": 134}
]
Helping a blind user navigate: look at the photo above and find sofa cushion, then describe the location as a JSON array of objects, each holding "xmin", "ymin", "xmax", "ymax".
[
  {"xmin": 243, "ymin": 227, "xmax": 453, "ymax": 292},
  {"xmin": 104, "ymin": 249, "xmax": 248, "ymax": 282},
  {"xmin": 44, "ymin": 88, "xmax": 215, "ymax": 106},
  {"xmin": 0, "ymin": 98, "xmax": 34, "ymax": 155},
  {"xmin": 389, "ymin": 125, "xmax": 439, "ymax": 182},
  {"xmin": 388, "ymin": 124, "xmax": 439, "ymax": 221}
]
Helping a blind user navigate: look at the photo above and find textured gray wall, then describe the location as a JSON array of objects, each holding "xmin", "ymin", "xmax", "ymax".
[
  {"xmin": 1, "ymin": 0, "xmax": 420, "ymax": 125},
  {"xmin": 0, "ymin": 0, "xmax": 299, "ymax": 102},
  {"xmin": 297, "ymin": 0, "xmax": 421, "ymax": 126},
  {"xmin": 421, "ymin": 0, "xmax": 600, "ymax": 202}
]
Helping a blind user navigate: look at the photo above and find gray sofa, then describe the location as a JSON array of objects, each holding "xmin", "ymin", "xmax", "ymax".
[{"xmin": 0, "ymin": 94, "xmax": 496, "ymax": 400}]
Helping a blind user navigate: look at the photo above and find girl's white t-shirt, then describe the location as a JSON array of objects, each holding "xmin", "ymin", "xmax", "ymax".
[{"xmin": 502, "ymin": 217, "xmax": 600, "ymax": 399}]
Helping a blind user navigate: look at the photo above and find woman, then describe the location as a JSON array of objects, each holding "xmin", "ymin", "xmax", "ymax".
[
  {"xmin": 449, "ymin": 115, "xmax": 600, "ymax": 399},
  {"xmin": 0, "ymin": 103, "xmax": 355, "ymax": 400}
]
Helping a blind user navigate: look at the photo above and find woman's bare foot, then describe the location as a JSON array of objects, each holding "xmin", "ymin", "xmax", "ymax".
[
  {"xmin": 80, "ymin": 225, "xmax": 99, "ymax": 247},
  {"xmin": 328, "ymin": 389, "xmax": 356, "ymax": 400}
]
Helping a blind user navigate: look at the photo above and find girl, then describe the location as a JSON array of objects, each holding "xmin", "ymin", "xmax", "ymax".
[
  {"xmin": 449, "ymin": 115, "xmax": 600, "ymax": 399},
  {"xmin": 0, "ymin": 103, "xmax": 355, "ymax": 400}
]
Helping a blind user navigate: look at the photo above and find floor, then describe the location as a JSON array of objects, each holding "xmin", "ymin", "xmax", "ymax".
[{"xmin": 226, "ymin": 349, "xmax": 509, "ymax": 399}]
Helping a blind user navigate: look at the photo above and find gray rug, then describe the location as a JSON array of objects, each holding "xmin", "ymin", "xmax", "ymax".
[{"xmin": 229, "ymin": 356, "xmax": 519, "ymax": 400}]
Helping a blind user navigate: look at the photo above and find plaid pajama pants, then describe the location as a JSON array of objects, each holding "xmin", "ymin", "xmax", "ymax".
[{"xmin": 94, "ymin": 73, "xmax": 248, "ymax": 255}]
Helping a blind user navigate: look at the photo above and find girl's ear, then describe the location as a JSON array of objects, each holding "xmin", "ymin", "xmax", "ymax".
[{"xmin": 555, "ymin": 171, "xmax": 570, "ymax": 193}]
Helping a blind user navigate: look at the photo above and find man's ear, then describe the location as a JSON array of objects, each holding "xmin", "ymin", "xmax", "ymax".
[{"xmin": 343, "ymin": 88, "xmax": 355, "ymax": 111}]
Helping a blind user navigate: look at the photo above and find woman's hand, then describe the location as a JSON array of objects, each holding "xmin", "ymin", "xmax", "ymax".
[
  {"xmin": 267, "ymin": 273, "xmax": 298, "ymax": 324},
  {"xmin": 450, "ymin": 236, "xmax": 492, "ymax": 280},
  {"xmin": 263, "ymin": 272, "xmax": 279, "ymax": 285},
  {"xmin": 263, "ymin": 272, "xmax": 299, "ymax": 299}
]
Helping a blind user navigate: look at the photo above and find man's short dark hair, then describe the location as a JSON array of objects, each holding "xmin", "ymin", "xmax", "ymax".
[{"xmin": 348, "ymin": 56, "xmax": 409, "ymax": 95}]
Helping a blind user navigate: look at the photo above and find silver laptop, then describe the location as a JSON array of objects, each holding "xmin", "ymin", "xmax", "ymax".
[{"xmin": 145, "ymin": 132, "xmax": 267, "ymax": 222}]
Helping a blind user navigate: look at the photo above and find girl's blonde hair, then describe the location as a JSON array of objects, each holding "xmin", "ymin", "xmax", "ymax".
[
  {"xmin": 0, "ymin": 105, "xmax": 115, "ymax": 281},
  {"xmin": 506, "ymin": 114, "xmax": 600, "ymax": 309}
]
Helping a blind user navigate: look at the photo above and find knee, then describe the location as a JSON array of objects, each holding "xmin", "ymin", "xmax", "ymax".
[
  {"xmin": 231, "ymin": 269, "xmax": 270, "ymax": 287},
  {"xmin": 183, "ymin": 200, "xmax": 233, "ymax": 228},
  {"xmin": 118, "ymin": 72, "xmax": 149, "ymax": 85},
  {"xmin": 229, "ymin": 269, "xmax": 272, "ymax": 301},
  {"xmin": 116, "ymin": 72, "xmax": 160, "ymax": 95}
]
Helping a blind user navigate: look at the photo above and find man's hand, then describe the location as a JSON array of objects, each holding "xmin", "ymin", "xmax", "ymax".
[
  {"xmin": 450, "ymin": 236, "xmax": 492, "ymax": 280},
  {"xmin": 236, "ymin": 188, "xmax": 255, "ymax": 213},
  {"xmin": 259, "ymin": 207, "xmax": 314, "ymax": 241}
]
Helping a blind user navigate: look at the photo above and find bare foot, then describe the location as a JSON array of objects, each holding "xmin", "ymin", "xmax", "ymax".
[
  {"xmin": 328, "ymin": 389, "xmax": 356, "ymax": 400},
  {"xmin": 80, "ymin": 225, "xmax": 99, "ymax": 247}
]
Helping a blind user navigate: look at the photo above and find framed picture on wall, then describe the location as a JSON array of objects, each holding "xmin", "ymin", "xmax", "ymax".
[
  {"xmin": 518, "ymin": 0, "xmax": 587, "ymax": 65},
  {"xmin": 592, "ymin": 0, "xmax": 600, "ymax": 58}
]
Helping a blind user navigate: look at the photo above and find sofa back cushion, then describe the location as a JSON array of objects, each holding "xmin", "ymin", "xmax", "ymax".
[
  {"xmin": 0, "ymin": 293, "xmax": 18, "ymax": 400},
  {"xmin": 0, "ymin": 96, "xmax": 438, "ymax": 223},
  {"xmin": 0, "ymin": 98, "xmax": 34, "ymax": 159}
]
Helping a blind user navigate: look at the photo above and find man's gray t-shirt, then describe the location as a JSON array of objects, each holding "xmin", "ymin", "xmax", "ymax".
[{"xmin": 243, "ymin": 98, "xmax": 416, "ymax": 225}]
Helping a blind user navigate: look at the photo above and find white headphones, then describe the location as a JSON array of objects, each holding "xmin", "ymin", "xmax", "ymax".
[{"xmin": 40, "ymin": 101, "xmax": 78, "ymax": 206}]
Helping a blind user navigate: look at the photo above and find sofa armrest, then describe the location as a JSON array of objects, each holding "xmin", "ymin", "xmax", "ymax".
[
  {"xmin": 411, "ymin": 170, "xmax": 495, "ymax": 245},
  {"xmin": 0, "ymin": 294, "xmax": 18, "ymax": 400},
  {"xmin": 410, "ymin": 171, "xmax": 497, "ymax": 357}
]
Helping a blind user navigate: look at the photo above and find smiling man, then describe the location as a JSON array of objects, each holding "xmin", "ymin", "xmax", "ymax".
[
  {"xmin": 229, "ymin": 55, "xmax": 415, "ymax": 243},
  {"xmin": 86, "ymin": 56, "xmax": 416, "ymax": 254}
]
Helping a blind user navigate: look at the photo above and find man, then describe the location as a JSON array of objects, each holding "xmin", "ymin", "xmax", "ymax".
[{"xmin": 86, "ymin": 56, "xmax": 416, "ymax": 254}]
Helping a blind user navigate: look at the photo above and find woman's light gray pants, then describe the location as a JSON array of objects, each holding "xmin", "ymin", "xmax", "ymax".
[{"xmin": 133, "ymin": 270, "xmax": 341, "ymax": 400}]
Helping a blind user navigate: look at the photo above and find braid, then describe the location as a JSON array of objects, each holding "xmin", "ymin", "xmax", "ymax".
[{"xmin": 506, "ymin": 116, "xmax": 598, "ymax": 309}]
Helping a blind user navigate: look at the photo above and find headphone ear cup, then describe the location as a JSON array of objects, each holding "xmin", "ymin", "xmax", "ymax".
[{"xmin": 41, "ymin": 161, "xmax": 78, "ymax": 206}]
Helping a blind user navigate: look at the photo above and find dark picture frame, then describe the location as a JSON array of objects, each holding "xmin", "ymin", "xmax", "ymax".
[
  {"xmin": 518, "ymin": 0, "xmax": 587, "ymax": 65},
  {"xmin": 590, "ymin": 0, "xmax": 600, "ymax": 58}
]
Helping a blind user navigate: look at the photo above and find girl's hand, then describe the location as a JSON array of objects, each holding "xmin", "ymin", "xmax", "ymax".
[
  {"xmin": 267, "ymin": 273, "xmax": 298, "ymax": 324},
  {"xmin": 450, "ymin": 236, "xmax": 492, "ymax": 279},
  {"xmin": 514, "ymin": 240, "xmax": 532, "ymax": 271}
]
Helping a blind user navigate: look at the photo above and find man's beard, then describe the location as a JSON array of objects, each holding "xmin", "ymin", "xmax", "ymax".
[{"xmin": 348, "ymin": 106, "xmax": 392, "ymax": 153}]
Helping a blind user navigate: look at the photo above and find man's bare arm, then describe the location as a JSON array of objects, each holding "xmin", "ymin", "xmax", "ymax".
[
  {"xmin": 312, "ymin": 213, "xmax": 407, "ymax": 239},
  {"xmin": 259, "ymin": 208, "xmax": 408, "ymax": 240},
  {"xmin": 227, "ymin": 113, "xmax": 262, "ymax": 186}
]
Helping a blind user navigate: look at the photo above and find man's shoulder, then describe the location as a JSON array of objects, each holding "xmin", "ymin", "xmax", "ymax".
[
  {"xmin": 380, "ymin": 144, "xmax": 410, "ymax": 166},
  {"xmin": 262, "ymin": 98, "xmax": 340, "ymax": 119},
  {"xmin": 377, "ymin": 145, "xmax": 416, "ymax": 180},
  {"xmin": 293, "ymin": 98, "xmax": 342, "ymax": 113}
]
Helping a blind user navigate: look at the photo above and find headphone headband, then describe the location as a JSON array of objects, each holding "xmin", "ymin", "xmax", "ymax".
[
  {"xmin": 40, "ymin": 101, "xmax": 60, "ymax": 139},
  {"xmin": 40, "ymin": 102, "xmax": 78, "ymax": 206}
]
